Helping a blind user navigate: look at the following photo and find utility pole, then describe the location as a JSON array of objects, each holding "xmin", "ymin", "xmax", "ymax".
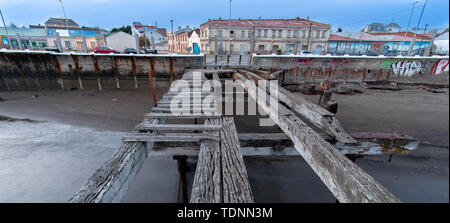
[
  {"xmin": 170, "ymin": 19, "xmax": 174, "ymax": 52},
  {"xmin": 418, "ymin": 24, "xmax": 428, "ymax": 55},
  {"xmin": 402, "ymin": 0, "xmax": 419, "ymax": 55},
  {"xmin": 59, "ymin": 0, "xmax": 70, "ymax": 35},
  {"xmin": 306, "ymin": 23, "xmax": 312, "ymax": 51},
  {"xmin": 408, "ymin": 0, "xmax": 428, "ymax": 56},
  {"xmin": 0, "ymin": 9, "xmax": 12, "ymax": 49},
  {"xmin": 228, "ymin": 0, "xmax": 232, "ymax": 55}
]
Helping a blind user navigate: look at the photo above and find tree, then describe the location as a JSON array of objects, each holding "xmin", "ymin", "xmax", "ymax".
[
  {"xmin": 337, "ymin": 27, "xmax": 343, "ymax": 32},
  {"xmin": 139, "ymin": 36, "xmax": 150, "ymax": 49},
  {"xmin": 109, "ymin": 25, "xmax": 132, "ymax": 34}
]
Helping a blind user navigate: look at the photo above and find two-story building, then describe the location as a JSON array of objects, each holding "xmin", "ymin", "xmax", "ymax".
[
  {"xmin": 131, "ymin": 22, "xmax": 167, "ymax": 46},
  {"xmin": 168, "ymin": 25, "xmax": 193, "ymax": 53},
  {"xmin": 199, "ymin": 18, "xmax": 331, "ymax": 55}
]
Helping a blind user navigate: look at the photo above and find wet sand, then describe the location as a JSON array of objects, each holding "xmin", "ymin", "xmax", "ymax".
[{"xmin": 0, "ymin": 83, "xmax": 448, "ymax": 202}]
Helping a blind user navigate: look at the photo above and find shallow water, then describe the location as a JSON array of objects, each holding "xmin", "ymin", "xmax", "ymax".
[{"xmin": 0, "ymin": 120, "xmax": 124, "ymax": 202}]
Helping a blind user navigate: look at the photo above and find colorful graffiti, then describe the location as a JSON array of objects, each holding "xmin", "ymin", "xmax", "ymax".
[
  {"xmin": 433, "ymin": 59, "xmax": 449, "ymax": 75},
  {"xmin": 391, "ymin": 60, "xmax": 422, "ymax": 77}
]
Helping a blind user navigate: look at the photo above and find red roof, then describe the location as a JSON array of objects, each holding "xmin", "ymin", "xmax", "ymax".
[
  {"xmin": 201, "ymin": 18, "xmax": 330, "ymax": 28},
  {"xmin": 134, "ymin": 24, "xmax": 156, "ymax": 28},
  {"xmin": 157, "ymin": 28, "xmax": 167, "ymax": 36},
  {"xmin": 329, "ymin": 34, "xmax": 357, "ymax": 41}
]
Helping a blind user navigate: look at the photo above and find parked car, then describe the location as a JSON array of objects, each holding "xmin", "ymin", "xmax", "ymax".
[
  {"xmin": 299, "ymin": 50, "xmax": 314, "ymax": 55},
  {"xmin": 123, "ymin": 48, "xmax": 138, "ymax": 54},
  {"xmin": 144, "ymin": 48, "xmax": 158, "ymax": 54},
  {"xmin": 94, "ymin": 46, "xmax": 119, "ymax": 54}
]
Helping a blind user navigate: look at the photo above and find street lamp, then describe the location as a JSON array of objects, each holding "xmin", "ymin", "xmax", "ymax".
[{"xmin": 58, "ymin": 0, "xmax": 70, "ymax": 34}]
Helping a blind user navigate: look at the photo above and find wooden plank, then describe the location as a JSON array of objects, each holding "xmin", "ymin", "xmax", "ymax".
[
  {"xmin": 135, "ymin": 123, "xmax": 222, "ymax": 131},
  {"xmin": 145, "ymin": 113, "xmax": 221, "ymax": 119},
  {"xmin": 239, "ymin": 70, "xmax": 357, "ymax": 144},
  {"xmin": 234, "ymin": 72, "xmax": 400, "ymax": 203},
  {"xmin": 122, "ymin": 133, "xmax": 220, "ymax": 142},
  {"xmin": 220, "ymin": 117, "xmax": 254, "ymax": 203},
  {"xmin": 70, "ymin": 118, "xmax": 163, "ymax": 203},
  {"xmin": 190, "ymin": 118, "xmax": 222, "ymax": 203}
]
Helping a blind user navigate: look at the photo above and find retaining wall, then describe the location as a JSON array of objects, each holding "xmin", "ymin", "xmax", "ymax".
[{"xmin": 0, "ymin": 50, "xmax": 448, "ymax": 91}]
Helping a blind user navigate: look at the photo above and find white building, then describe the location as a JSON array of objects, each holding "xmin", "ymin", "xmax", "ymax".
[
  {"xmin": 131, "ymin": 22, "xmax": 167, "ymax": 46},
  {"xmin": 105, "ymin": 31, "xmax": 138, "ymax": 52},
  {"xmin": 434, "ymin": 31, "xmax": 449, "ymax": 55},
  {"xmin": 187, "ymin": 29, "xmax": 200, "ymax": 53}
]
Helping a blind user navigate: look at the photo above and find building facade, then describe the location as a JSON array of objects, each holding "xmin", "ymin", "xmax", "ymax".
[
  {"xmin": 105, "ymin": 31, "xmax": 138, "ymax": 52},
  {"xmin": 168, "ymin": 25, "xmax": 194, "ymax": 53},
  {"xmin": 328, "ymin": 31, "xmax": 432, "ymax": 56},
  {"xmin": 0, "ymin": 26, "xmax": 47, "ymax": 49},
  {"xmin": 187, "ymin": 29, "xmax": 200, "ymax": 53},
  {"xmin": 199, "ymin": 18, "xmax": 331, "ymax": 55},
  {"xmin": 131, "ymin": 22, "xmax": 167, "ymax": 46}
]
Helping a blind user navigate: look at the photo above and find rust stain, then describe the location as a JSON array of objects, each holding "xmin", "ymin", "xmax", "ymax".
[{"xmin": 169, "ymin": 57, "xmax": 174, "ymax": 82}]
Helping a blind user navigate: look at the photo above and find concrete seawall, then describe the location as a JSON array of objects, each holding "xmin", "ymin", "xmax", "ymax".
[
  {"xmin": 252, "ymin": 55, "xmax": 449, "ymax": 83},
  {"xmin": 0, "ymin": 51, "xmax": 204, "ymax": 91},
  {"xmin": 0, "ymin": 51, "xmax": 448, "ymax": 91}
]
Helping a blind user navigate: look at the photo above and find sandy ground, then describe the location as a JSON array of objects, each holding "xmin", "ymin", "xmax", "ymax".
[{"xmin": 0, "ymin": 80, "xmax": 448, "ymax": 203}]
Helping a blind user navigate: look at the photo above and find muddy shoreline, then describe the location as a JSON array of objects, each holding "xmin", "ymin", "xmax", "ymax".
[{"xmin": 0, "ymin": 81, "xmax": 448, "ymax": 202}]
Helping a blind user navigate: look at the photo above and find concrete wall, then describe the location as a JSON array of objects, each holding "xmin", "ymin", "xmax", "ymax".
[
  {"xmin": 0, "ymin": 51, "xmax": 204, "ymax": 91},
  {"xmin": 251, "ymin": 55, "xmax": 449, "ymax": 83},
  {"xmin": 0, "ymin": 51, "xmax": 447, "ymax": 91}
]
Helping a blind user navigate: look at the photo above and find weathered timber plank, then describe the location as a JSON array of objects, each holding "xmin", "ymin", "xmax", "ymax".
[
  {"xmin": 70, "ymin": 118, "xmax": 162, "ymax": 203},
  {"xmin": 190, "ymin": 118, "xmax": 222, "ymax": 203},
  {"xmin": 145, "ymin": 113, "xmax": 221, "ymax": 119},
  {"xmin": 234, "ymin": 72, "xmax": 400, "ymax": 203},
  {"xmin": 135, "ymin": 123, "xmax": 222, "ymax": 131},
  {"xmin": 122, "ymin": 133, "xmax": 220, "ymax": 142},
  {"xmin": 220, "ymin": 117, "xmax": 254, "ymax": 203},
  {"xmin": 239, "ymin": 70, "xmax": 357, "ymax": 144}
]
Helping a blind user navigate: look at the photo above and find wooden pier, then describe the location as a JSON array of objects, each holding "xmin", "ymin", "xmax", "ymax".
[{"xmin": 70, "ymin": 69, "xmax": 419, "ymax": 203}]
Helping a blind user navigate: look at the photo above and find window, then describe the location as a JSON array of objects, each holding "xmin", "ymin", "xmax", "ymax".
[
  {"xmin": 287, "ymin": 30, "xmax": 291, "ymax": 38},
  {"xmin": 263, "ymin": 29, "xmax": 268, "ymax": 37},
  {"xmin": 315, "ymin": 30, "xmax": 320, "ymax": 38},
  {"xmin": 321, "ymin": 30, "xmax": 326, "ymax": 38},
  {"xmin": 278, "ymin": 30, "xmax": 282, "ymax": 37},
  {"xmin": 218, "ymin": 30, "xmax": 223, "ymax": 37},
  {"xmin": 271, "ymin": 29, "xmax": 276, "ymax": 38},
  {"xmin": 241, "ymin": 30, "xmax": 245, "ymax": 37},
  {"xmin": 64, "ymin": 40, "xmax": 71, "ymax": 49},
  {"xmin": 230, "ymin": 30, "xmax": 234, "ymax": 37},
  {"xmin": 301, "ymin": 30, "xmax": 306, "ymax": 38},
  {"xmin": 293, "ymin": 30, "xmax": 298, "ymax": 38},
  {"xmin": 257, "ymin": 29, "xmax": 262, "ymax": 37}
]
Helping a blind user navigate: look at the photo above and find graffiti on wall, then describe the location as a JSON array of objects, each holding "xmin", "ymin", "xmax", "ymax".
[
  {"xmin": 391, "ymin": 60, "xmax": 422, "ymax": 77},
  {"xmin": 433, "ymin": 59, "xmax": 449, "ymax": 75}
]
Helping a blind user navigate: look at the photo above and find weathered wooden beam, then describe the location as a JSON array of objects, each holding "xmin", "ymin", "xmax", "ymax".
[
  {"xmin": 220, "ymin": 117, "xmax": 254, "ymax": 203},
  {"xmin": 234, "ymin": 72, "xmax": 400, "ymax": 203},
  {"xmin": 190, "ymin": 117, "xmax": 254, "ymax": 203},
  {"xmin": 70, "ymin": 118, "xmax": 163, "ymax": 203},
  {"xmin": 122, "ymin": 133, "xmax": 220, "ymax": 142},
  {"xmin": 145, "ymin": 113, "xmax": 221, "ymax": 119},
  {"xmin": 239, "ymin": 70, "xmax": 357, "ymax": 144},
  {"xmin": 135, "ymin": 123, "xmax": 222, "ymax": 131},
  {"xmin": 190, "ymin": 118, "xmax": 222, "ymax": 203}
]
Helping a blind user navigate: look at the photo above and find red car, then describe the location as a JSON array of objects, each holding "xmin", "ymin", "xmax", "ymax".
[{"xmin": 94, "ymin": 46, "xmax": 120, "ymax": 54}]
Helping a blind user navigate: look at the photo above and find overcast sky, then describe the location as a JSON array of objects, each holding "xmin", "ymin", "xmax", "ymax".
[{"xmin": 0, "ymin": 0, "xmax": 448, "ymax": 32}]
